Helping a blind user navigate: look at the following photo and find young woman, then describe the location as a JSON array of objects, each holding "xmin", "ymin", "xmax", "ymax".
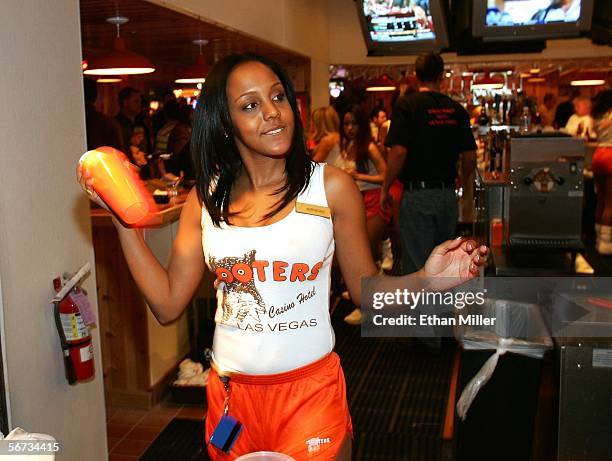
[
  {"xmin": 339, "ymin": 106, "xmax": 390, "ymax": 258},
  {"xmin": 309, "ymin": 106, "xmax": 341, "ymax": 164},
  {"xmin": 338, "ymin": 106, "xmax": 405, "ymax": 324},
  {"xmin": 79, "ymin": 54, "xmax": 487, "ymax": 460},
  {"xmin": 592, "ymin": 89, "xmax": 612, "ymax": 255}
]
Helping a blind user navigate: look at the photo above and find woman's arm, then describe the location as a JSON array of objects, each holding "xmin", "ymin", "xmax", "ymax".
[
  {"xmin": 351, "ymin": 142, "xmax": 386, "ymax": 185},
  {"xmin": 114, "ymin": 187, "xmax": 206, "ymax": 324},
  {"xmin": 326, "ymin": 166, "xmax": 487, "ymax": 306},
  {"xmin": 312, "ymin": 134, "xmax": 338, "ymax": 163},
  {"xmin": 326, "ymin": 165, "xmax": 378, "ymax": 304}
]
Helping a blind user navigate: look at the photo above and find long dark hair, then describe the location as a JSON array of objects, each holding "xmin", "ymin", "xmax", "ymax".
[
  {"xmin": 340, "ymin": 104, "xmax": 371, "ymax": 173},
  {"xmin": 191, "ymin": 53, "xmax": 313, "ymax": 226}
]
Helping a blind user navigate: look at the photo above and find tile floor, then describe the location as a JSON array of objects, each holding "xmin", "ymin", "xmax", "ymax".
[{"xmin": 106, "ymin": 400, "xmax": 206, "ymax": 461}]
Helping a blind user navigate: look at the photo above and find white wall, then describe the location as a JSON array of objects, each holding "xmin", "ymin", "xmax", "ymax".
[
  {"xmin": 149, "ymin": 0, "xmax": 332, "ymax": 108},
  {"xmin": 327, "ymin": 0, "xmax": 612, "ymax": 65},
  {"xmin": 0, "ymin": 1, "xmax": 107, "ymax": 460}
]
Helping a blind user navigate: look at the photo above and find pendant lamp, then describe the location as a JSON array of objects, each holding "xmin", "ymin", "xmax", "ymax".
[
  {"xmin": 471, "ymin": 72, "xmax": 504, "ymax": 90},
  {"xmin": 83, "ymin": 16, "xmax": 155, "ymax": 76},
  {"xmin": 175, "ymin": 39, "xmax": 209, "ymax": 84},
  {"xmin": 570, "ymin": 71, "xmax": 606, "ymax": 87},
  {"xmin": 97, "ymin": 78, "xmax": 123, "ymax": 83},
  {"xmin": 366, "ymin": 74, "xmax": 397, "ymax": 92}
]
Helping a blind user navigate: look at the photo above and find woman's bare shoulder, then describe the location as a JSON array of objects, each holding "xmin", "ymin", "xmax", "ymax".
[
  {"xmin": 181, "ymin": 186, "xmax": 203, "ymax": 223},
  {"xmin": 323, "ymin": 164, "xmax": 361, "ymax": 211}
]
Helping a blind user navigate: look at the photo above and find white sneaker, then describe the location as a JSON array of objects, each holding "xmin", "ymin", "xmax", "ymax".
[
  {"xmin": 596, "ymin": 225, "xmax": 612, "ymax": 256},
  {"xmin": 344, "ymin": 308, "xmax": 362, "ymax": 325},
  {"xmin": 380, "ymin": 238, "xmax": 393, "ymax": 271}
]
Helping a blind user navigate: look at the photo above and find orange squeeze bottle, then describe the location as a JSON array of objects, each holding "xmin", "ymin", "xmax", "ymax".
[{"xmin": 79, "ymin": 146, "xmax": 156, "ymax": 227}]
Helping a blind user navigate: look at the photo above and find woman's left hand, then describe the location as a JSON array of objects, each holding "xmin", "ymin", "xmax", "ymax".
[{"xmin": 421, "ymin": 237, "xmax": 488, "ymax": 289}]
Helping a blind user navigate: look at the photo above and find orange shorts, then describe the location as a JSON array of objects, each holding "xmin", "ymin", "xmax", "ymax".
[
  {"xmin": 593, "ymin": 146, "xmax": 612, "ymax": 175},
  {"xmin": 362, "ymin": 181, "xmax": 403, "ymax": 224},
  {"xmin": 205, "ymin": 352, "xmax": 352, "ymax": 460}
]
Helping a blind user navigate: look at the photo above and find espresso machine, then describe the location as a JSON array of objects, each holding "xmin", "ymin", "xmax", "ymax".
[
  {"xmin": 506, "ymin": 133, "xmax": 585, "ymax": 249},
  {"xmin": 474, "ymin": 132, "xmax": 586, "ymax": 275}
]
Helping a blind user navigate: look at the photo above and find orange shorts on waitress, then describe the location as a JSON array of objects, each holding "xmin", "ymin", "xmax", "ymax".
[
  {"xmin": 205, "ymin": 352, "xmax": 352, "ymax": 460},
  {"xmin": 592, "ymin": 146, "xmax": 612, "ymax": 175}
]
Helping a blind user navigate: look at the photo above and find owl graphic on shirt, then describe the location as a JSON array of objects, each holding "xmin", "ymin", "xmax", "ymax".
[{"xmin": 210, "ymin": 249, "xmax": 266, "ymax": 328}]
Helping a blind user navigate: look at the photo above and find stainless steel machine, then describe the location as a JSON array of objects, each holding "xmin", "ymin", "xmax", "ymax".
[
  {"xmin": 474, "ymin": 132, "xmax": 586, "ymax": 275},
  {"xmin": 506, "ymin": 133, "xmax": 585, "ymax": 249}
]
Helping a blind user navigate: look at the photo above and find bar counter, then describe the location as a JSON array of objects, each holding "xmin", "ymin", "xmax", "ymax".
[{"xmin": 91, "ymin": 188, "xmax": 191, "ymax": 409}]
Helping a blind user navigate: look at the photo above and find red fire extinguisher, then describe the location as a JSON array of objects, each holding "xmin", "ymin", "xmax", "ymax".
[{"xmin": 53, "ymin": 278, "xmax": 95, "ymax": 384}]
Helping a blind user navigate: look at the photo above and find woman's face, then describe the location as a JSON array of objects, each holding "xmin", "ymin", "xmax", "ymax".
[
  {"xmin": 343, "ymin": 113, "xmax": 358, "ymax": 140},
  {"xmin": 226, "ymin": 61, "xmax": 294, "ymax": 159}
]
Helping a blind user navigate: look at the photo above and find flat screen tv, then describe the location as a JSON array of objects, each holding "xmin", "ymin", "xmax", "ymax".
[
  {"xmin": 473, "ymin": 0, "xmax": 594, "ymax": 41},
  {"xmin": 355, "ymin": 0, "xmax": 450, "ymax": 56}
]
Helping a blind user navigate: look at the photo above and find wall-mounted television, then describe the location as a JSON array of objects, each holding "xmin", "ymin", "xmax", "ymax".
[
  {"xmin": 473, "ymin": 0, "xmax": 594, "ymax": 41},
  {"xmin": 355, "ymin": 0, "xmax": 450, "ymax": 56}
]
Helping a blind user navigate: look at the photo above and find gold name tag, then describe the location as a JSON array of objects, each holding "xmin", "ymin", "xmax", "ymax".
[{"xmin": 295, "ymin": 202, "xmax": 331, "ymax": 219}]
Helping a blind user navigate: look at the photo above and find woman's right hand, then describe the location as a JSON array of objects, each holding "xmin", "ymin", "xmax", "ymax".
[{"xmin": 76, "ymin": 163, "xmax": 111, "ymax": 212}]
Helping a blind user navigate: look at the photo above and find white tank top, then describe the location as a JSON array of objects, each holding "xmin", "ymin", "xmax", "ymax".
[
  {"xmin": 201, "ymin": 163, "xmax": 335, "ymax": 374},
  {"xmin": 325, "ymin": 143, "xmax": 342, "ymax": 166},
  {"xmin": 332, "ymin": 141, "xmax": 380, "ymax": 192}
]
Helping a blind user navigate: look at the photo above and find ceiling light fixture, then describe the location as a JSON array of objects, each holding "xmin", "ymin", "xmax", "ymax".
[
  {"xmin": 96, "ymin": 78, "xmax": 123, "ymax": 83},
  {"xmin": 471, "ymin": 73, "xmax": 504, "ymax": 90},
  {"xmin": 571, "ymin": 79, "xmax": 606, "ymax": 86},
  {"xmin": 175, "ymin": 39, "xmax": 209, "ymax": 84},
  {"xmin": 570, "ymin": 71, "xmax": 607, "ymax": 86},
  {"xmin": 83, "ymin": 16, "xmax": 155, "ymax": 76},
  {"xmin": 365, "ymin": 74, "xmax": 397, "ymax": 92}
]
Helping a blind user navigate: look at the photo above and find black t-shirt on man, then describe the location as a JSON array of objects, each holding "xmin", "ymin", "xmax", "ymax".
[{"xmin": 385, "ymin": 90, "xmax": 476, "ymax": 183}]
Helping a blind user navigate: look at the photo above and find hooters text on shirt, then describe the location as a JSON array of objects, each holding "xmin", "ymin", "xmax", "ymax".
[{"xmin": 214, "ymin": 259, "xmax": 324, "ymax": 284}]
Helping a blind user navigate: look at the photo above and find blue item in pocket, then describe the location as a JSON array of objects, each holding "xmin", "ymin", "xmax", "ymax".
[{"xmin": 209, "ymin": 414, "xmax": 243, "ymax": 454}]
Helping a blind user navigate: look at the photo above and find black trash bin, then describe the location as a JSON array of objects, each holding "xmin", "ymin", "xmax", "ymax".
[{"xmin": 455, "ymin": 348, "xmax": 547, "ymax": 461}]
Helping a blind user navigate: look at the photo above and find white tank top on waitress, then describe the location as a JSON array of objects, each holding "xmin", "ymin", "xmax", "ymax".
[{"xmin": 201, "ymin": 163, "xmax": 335, "ymax": 374}]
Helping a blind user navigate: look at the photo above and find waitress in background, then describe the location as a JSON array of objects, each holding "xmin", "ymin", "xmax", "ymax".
[
  {"xmin": 309, "ymin": 106, "xmax": 341, "ymax": 164},
  {"xmin": 592, "ymin": 89, "xmax": 612, "ymax": 255}
]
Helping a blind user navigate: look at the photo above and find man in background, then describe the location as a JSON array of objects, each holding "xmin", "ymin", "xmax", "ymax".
[
  {"xmin": 381, "ymin": 52, "xmax": 476, "ymax": 275},
  {"xmin": 370, "ymin": 106, "xmax": 389, "ymax": 151},
  {"xmin": 565, "ymin": 96, "xmax": 596, "ymax": 140},
  {"xmin": 554, "ymin": 87, "xmax": 580, "ymax": 129},
  {"xmin": 539, "ymin": 93, "xmax": 557, "ymax": 128},
  {"xmin": 115, "ymin": 87, "xmax": 149, "ymax": 167},
  {"xmin": 83, "ymin": 78, "xmax": 123, "ymax": 152}
]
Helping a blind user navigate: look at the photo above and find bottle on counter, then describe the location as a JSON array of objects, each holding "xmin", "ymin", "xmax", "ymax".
[
  {"xmin": 477, "ymin": 106, "xmax": 490, "ymax": 126},
  {"xmin": 520, "ymin": 107, "xmax": 531, "ymax": 134}
]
